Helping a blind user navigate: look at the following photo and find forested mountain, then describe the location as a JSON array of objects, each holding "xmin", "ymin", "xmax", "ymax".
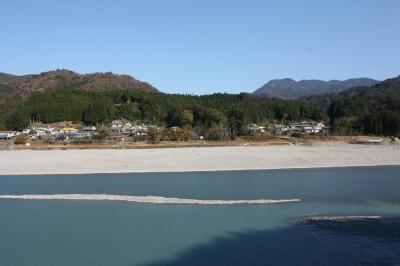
[
  {"xmin": 0, "ymin": 70, "xmax": 157, "ymax": 101},
  {"xmin": 325, "ymin": 76, "xmax": 400, "ymax": 135},
  {"xmin": 301, "ymin": 86, "xmax": 370, "ymax": 110},
  {"xmin": 254, "ymin": 78, "xmax": 379, "ymax": 99}
]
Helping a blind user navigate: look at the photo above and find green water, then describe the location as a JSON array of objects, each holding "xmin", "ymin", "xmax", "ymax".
[{"xmin": 0, "ymin": 166, "xmax": 399, "ymax": 266}]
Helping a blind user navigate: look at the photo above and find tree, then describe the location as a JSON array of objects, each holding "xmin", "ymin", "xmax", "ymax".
[
  {"xmin": 333, "ymin": 117, "xmax": 362, "ymax": 135},
  {"xmin": 117, "ymin": 103, "xmax": 141, "ymax": 121},
  {"xmin": 6, "ymin": 111, "xmax": 29, "ymax": 131},
  {"xmin": 148, "ymin": 129, "xmax": 161, "ymax": 143},
  {"xmin": 83, "ymin": 100, "xmax": 114, "ymax": 125},
  {"xmin": 180, "ymin": 110, "xmax": 194, "ymax": 127}
]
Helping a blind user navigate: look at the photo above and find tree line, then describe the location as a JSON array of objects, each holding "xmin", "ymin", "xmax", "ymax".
[{"xmin": 0, "ymin": 88, "xmax": 325, "ymax": 138}]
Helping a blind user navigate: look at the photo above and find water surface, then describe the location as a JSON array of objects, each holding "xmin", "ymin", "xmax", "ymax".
[{"xmin": 0, "ymin": 166, "xmax": 399, "ymax": 265}]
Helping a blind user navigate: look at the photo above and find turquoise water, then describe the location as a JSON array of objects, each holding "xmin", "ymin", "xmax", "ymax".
[{"xmin": 0, "ymin": 166, "xmax": 399, "ymax": 265}]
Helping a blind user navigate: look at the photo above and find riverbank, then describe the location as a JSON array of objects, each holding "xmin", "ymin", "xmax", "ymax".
[
  {"xmin": 0, "ymin": 142, "xmax": 399, "ymax": 175},
  {"xmin": 0, "ymin": 135, "xmax": 384, "ymax": 151}
]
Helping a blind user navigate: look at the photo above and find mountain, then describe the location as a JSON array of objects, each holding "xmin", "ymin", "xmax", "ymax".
[
  {"xmin": 0, "ymin": 70, "xmax": 158, "ymax": 101},
  {"xmin": 253, "ymin": 78, "xmax": 379, "ymax": 99},
  {"xmin": 325, "ymin": 76, "xmax": 400, "ymax": 135}
]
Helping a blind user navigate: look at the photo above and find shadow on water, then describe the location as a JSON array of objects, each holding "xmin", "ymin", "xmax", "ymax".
[{"xmin": 145, "ymin": 217, "xmax": 400, "ymax": 266}]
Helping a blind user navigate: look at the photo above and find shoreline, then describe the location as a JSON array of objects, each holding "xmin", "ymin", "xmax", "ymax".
[
  {"xmin": 1, "ymin": 164, "xmax": 399, "ymax": 177},
  {"xmin": 1, "ymin": 142, "xmax": 399, "ymax": 175},
  {"xmin": 1, "ymin": 139, "xmax": 292, "ymax": 151}
]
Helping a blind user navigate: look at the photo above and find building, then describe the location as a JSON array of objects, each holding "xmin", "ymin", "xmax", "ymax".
[
  {"xmin": 273, "ymin": 124, "xmax": 289, "ymax": 134},
  {"xmin": 111, "ymin": 120, "xmax": 123, "ymax": 131},
  {"xmin": 60, "ymin": 127, "xmax": 78, "ymax": 134},
  {"xmin": 0, "ymin": 131, "xmax": 16, "ymax": 140},
  {"xmin": 82, "ymin": 126, "xmax": 97, "ymax": 132},
  {"xmin": 248, "ymin": 124, "xmax": 266, "ymax": 134},
  {"xmin": 287, "ymin": 121, "xmax": 327, "ymax": 134}
]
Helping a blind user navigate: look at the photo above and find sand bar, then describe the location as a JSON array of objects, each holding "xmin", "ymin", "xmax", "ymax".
[
  {"xmin": 0, "ymin": 142, "xmax": 399, "ymax": 175},
  {"xmin": 0, "ymin": 194, "xmax": 301, "ymax": 205}
]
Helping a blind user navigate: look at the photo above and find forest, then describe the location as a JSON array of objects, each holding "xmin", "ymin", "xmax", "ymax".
[
  {"xmin": 325, "ymin": 76, "xmax": 400, "ymax": 136},
  {"xmin": 0, "ymin": 76, "xmax": 399, "ymax": 137},
  {"xmin": 0, "ymin": 88, "xmax": 325, "ymax": 138}
]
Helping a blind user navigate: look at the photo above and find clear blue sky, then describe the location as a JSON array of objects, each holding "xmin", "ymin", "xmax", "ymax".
[{"xmin": 1, "ymin": 0, "xmax": 399, "ymax": 94}]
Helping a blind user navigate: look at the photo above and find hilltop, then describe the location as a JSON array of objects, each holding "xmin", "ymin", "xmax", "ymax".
[
  {"xmin": 253, "ymin": 78, "xmax": 379, "ymax": 99},
  {"xmin": 0, "ymin": 70, "xmax": 158, "ymax": 101}
]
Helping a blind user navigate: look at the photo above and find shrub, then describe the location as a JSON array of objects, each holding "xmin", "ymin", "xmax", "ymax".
[
  {"xmin": 14, "ymin": 135, "xmax": 28, "ymax": 145},
  {"xmin": 291, "ymin": 132, "xmax": 302, "ymax": 138},
  {"xmin": 174, "ymin": 127, "xmax": 192, "ymax": 141},
  {"xmin": 93, "ymin": 128, "xmax": 111, "ymax": 141},
  {"xmin": 93, "ymin": 133, "xmax": 106, "ymax": 141},
  {"xmin": 207, "ymin": 127, "xmax": 226, "ymax": 141},
  {"xmin": 148, "ymin": 129, "xmax": 161, "ymax": 143},
  {"xmin": 41, "ymin": 136, "xmax": 56, "ymax": 144}
]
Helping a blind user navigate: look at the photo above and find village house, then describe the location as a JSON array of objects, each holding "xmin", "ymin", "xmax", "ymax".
[
  {"xmin": 50, "ymin": 130, "xmax": 61, "ymax": 136},
  {"xmin": 287, "ymin": 121, "xmax": 327, "ymax": 134},
  {"xmin": 248, "ymin": 124, "xmax": 266, "ymax": 134},
  {"xmin": 110, "ymin": 120, "xmax": 123, "ymax": 132},
  {"xmin": 26, "ymin": 129, "xmax": 47, "ymax": 139},
  {"xmin": 273, "ymin": 124, "xmax": 289, "ymax": 134},
  {"xmin": 125, "ymin": 124, "xmax": 153, "ymax": 136},
  {"xmin": 0, "ymin": 131, "xmax": 16, "ymax": 140},
  {"xmin": 121, "ymin": 122, "xmax": 133, "ymax": 134},
  {"xmin": 60, "ymin": 127, "xmax": 78, "ymax": 134},
  {"xmin": 314, "ymin": 122, "xmax": 327, "ymax": 133},
  {"xmin": 82, "ymin": 126, "xmax": 97, "ymax": 132}
]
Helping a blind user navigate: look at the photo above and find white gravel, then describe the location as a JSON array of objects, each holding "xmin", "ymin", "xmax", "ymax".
[{"xmin": 0, "ymin": 143, "xmax": 399, "ymax": 175}]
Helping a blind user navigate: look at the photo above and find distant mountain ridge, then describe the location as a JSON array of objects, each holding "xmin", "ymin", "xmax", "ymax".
[
  {"xmin": 0, "ymin": 69, "xmax": 158, "ymax": 101},
  {"xmin": 302, "ymin": 75, "xmax": 400, "ymax": 110},
  {"xmin": 253, "ymin": 78, "xmax": 380, "ymax": 99}
]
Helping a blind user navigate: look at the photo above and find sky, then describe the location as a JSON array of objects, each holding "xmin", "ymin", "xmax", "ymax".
[{"xmin": 1, "ymin": 0, "xmax": 399, "ymax": 94}]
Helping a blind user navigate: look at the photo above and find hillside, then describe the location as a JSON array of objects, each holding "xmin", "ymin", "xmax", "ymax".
[
  {"xmin": 254, "ymin": 78, "xmax": 379, "ymax": 99},
  {"xmin": 303, "ymin": 76, "xmax": 400, "ymax": 109},
  {"xmin": 325, "ymin": 76, "xmax": 400, "ymax": 135},
  {"xmin": 301, "ymin": 86, "xmax": 370, "ymax": 110},
  {"xmin": 0, "ymin": 70, "xmax": 158, "ymax": 101}
]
